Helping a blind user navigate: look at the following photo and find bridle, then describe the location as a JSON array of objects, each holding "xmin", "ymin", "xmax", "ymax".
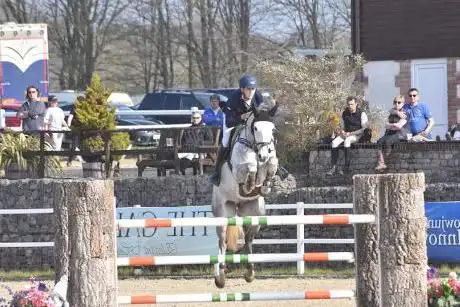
[{"xmin": 237, "ymin": 112, "xmax": 275, "ymax": 155}]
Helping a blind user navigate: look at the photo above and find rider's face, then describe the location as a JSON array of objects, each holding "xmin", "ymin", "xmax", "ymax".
[{"xmin": 242, "ymin": 88, "xmax": 256, "ymax": 102}]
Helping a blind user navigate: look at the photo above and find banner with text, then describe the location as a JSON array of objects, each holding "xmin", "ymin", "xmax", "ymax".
[
  {"xmin": 117, "ymin": 206, "xmax": 218, "ymax": 257},
  {"xmin": 426, "ymin": 201, "xmax": 460, "ymax": 262}
]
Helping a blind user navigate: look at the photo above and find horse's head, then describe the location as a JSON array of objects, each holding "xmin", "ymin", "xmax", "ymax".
[{"xmin": 250, "ymin": 111, "xmax": 276, "ymax": 163}]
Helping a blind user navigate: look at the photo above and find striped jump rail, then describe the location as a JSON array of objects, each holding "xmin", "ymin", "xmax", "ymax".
[
  {"xmin": 116, "ymin": 214, "xmax": 375, "ymax": 229},
  {"xmin": 118, "ymin": 290, "xmax": 355, "ymax": 304},
  {"xmin": 117, "ymin": 252, "xmax": 354, "ymax": 267}
]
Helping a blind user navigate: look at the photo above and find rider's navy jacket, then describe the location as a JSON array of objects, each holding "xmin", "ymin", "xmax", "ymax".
[{"xmin": 224, "ymin": 89, "xmax": 276, "ymax": 128}]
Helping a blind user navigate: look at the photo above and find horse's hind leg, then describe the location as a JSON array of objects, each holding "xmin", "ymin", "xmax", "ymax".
[
  {"xmin": 212, "ymin": 198, "xmax": 237, "ymax": 289},
  {"xmin": 238, "ymin": 197, "xmax": 266, "ymax": 283}
]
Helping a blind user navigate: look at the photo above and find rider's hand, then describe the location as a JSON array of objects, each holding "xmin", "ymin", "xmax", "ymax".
[{"xmin": 241, "ymin": 113, "xmax": 250, "ymax": 120}]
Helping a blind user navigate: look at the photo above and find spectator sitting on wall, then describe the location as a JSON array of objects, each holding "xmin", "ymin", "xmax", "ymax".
[
  {"xmin": 203, "ymin": 94, "xmax": 224, "ymax": 127},
  {"xmin": 391, "ymin": 88, "xmax": 435, "ymax": 142},
  {"xmin": 375, "ymin": 95, "xmax": 409, "ymax": 170},
  {"xmin": 446, "ymin": 123, "xmax": 460, "ymax": 141},
  {"xmin": 178, "ymin": 111, "xmax": 213, "ymax": 174},
  {"xmin": 16, "ymin": 85, "xmax": 46, "ymax": 133},
  {"xmin": 326, "ymin": 96, "xmax": 370, "ymax": 176}
]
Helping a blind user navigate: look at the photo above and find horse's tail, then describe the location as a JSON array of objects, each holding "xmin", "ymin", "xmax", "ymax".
[{"xmin": 226, "ymin": 226, "xmax": 242, "ymax": 253}]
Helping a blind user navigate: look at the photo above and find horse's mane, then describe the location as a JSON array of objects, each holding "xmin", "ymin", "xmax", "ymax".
[
  {"xmin": 256, "ymin": 95, "xmax": 276, "ymax": 113},
  {"xmin": 254, "ymin": 110, "xmax": 271, "ymax": 122}
]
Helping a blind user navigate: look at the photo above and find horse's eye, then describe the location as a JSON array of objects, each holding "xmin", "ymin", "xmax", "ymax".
[{"xmin": 254, "ymin": 127, "xmax": 258, "ymax": 131}]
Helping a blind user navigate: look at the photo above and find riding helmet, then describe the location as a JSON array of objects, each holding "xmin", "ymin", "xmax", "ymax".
[{"xmin": 239, "ymin": 75, "xmax": 257, "ymax": 89}]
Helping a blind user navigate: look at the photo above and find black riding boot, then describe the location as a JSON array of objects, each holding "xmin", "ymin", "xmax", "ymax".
[{"xmin": 209, "ymin": 147, "xmax": 229, "ymax": 186}]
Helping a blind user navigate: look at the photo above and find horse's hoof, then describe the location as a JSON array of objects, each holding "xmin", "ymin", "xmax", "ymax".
[
  {"xmin": 215, "ymin": 274, "xmax": 226, "ymax": 288},
  {"xmin": 244, "ymin": 270, "xmax": 255, "ymax": 283}
]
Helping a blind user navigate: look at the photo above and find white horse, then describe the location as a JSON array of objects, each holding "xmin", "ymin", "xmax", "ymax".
[{"xmin": 212, "ymin": 100, "xmax": 278, "ymax": 288}]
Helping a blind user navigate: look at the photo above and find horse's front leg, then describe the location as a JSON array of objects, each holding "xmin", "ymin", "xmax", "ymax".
[
  {"xmin": 235, "ymin": 161, "xmax": 257, "ymax": 195},
  {"xmin": 242, "ymin": 224, "xmax": 259, "ymax": 283},
  {"xmin": 261, "ymin": 156, "xmax": 278, "ymax": 195}
]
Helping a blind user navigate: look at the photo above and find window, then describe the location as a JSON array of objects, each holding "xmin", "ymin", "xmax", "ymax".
[
  {"xmin": 139, "ymin": 93, "xmax": 164, "ymax": 110},
  {"xmin": 164, "ymin": 94, "xmax": 181, "ymax": 110},
  {"xmin": 181, "ymin": 95, "xmax": 201, "ymax": 110}
]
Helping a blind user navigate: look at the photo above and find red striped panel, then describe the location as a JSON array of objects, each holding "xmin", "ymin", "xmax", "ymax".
[
  {"xmin": 131, "ymin": 296, "xmax": 156, "ymax": 304},
  {"xmin": 304, "ymin": 291, "xmax": 332, "ymax": 299},
  {"xmin": 323, "ymin": 215, "xmax": 349, "ymax": 225}
]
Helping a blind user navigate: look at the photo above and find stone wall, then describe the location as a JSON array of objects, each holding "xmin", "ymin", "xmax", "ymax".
[
  {"xmin": 301, "ymin": 142, "xmax": 460, "ymax": 186},
  {"xmin": 1, "ymin": 177, "xmax": 459, "ymax": 270}
]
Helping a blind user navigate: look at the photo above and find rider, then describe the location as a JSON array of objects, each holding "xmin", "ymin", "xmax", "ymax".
[{"xmin": 209, "ymin": 74, "xmax": 277, "ymax": 186}]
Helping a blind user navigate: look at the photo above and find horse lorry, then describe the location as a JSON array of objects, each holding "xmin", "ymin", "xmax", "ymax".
[{"xmin": 0, "ymin": 22, "xmax": 49, "ymax": 129}]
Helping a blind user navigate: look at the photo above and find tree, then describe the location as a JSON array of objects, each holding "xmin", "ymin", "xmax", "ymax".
[
  {"xmin": 1, "ymin": 0, "xmax": 43, "ymax": 23},
  {"xmin": 47, "ymin": 0, "xmax": 129, "ymax": 89},
  {"xmin": 72, "ymin": 73, "xmax": 130, "ymax": 164},
  {"xmin": 254, "ymin": 52, "xmax": 366, "ymax": 163}
]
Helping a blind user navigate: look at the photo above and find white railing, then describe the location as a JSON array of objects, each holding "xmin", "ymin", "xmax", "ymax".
[
  {"xmin": 257, "ymin": 202, "xmax": 354, "ymax": 274},
  {"xmin": 0, "ymin": 202, "xmax": 354, "ymax": 275},
  {"xmin": 4, "ymin": 108, "xmax": 204, "ymax": 118},
  {"xmin": 0, "ymin": 208, "xmax": 55, "ymax": 248}
]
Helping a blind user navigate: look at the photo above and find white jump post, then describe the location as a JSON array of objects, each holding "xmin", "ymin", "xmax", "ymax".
[{"xmin": 296, "ymin": 202, "xmax": 305, "ymax": 275}]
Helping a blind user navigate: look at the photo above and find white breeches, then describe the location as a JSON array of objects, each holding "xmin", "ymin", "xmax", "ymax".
[{"xmin": 222, "ymin": 113, "xmax": 234, "ymax": 148}]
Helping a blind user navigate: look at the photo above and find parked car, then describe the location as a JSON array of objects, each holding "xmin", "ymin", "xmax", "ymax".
[
  {"xmin": 136, "ymin": 90, "xmax": 227, "ymax": 125},
  {"xmin": 115, "ymin": 106, "xmax": 162, "ymax": 147},
  {"xmin": 60, "ymin": 104, "xmax": 162, "ymax": 148},
  {"xmin": 2, "ymin": 103, "xmax": 22, "ymax": 130}
]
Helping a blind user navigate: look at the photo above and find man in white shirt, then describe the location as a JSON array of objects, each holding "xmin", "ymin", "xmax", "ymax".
[{"xmin": 44, "ymin": 95, "xmax": 68, "ymax": 151}]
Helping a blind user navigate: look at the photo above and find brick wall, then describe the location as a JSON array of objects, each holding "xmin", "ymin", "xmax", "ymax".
[{"xmin": 302, "ymin": 142, "xmax": 460, "ymax": 186}]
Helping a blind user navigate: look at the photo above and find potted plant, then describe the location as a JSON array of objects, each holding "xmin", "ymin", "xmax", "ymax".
[
  {"xmin": 0, "ymin": 133, "xmax": 62, "ymax": 179},
  {"xmin": 427, "ymin": 267, "xmax": 460, "ymax": 307},
  {"xmin": 71, "ymin": 73, "xmax": 130, "ymax": 178}
]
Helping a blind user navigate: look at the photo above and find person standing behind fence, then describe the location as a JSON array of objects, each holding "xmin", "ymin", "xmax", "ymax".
[
  {"xmin": 203, "ymin": 95, "xmax": 224, "ymax": 127},
  {"xmin": 43, "ymin": 95, "xmax": 68, "ymax": 151},
  {"xmin": 16, "ymin": 85, "xmax": 46, "ymax": 132}
]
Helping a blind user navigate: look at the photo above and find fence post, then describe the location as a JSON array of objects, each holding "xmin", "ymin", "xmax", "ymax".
[
  {"xmin": 54, "ymin": 179, "xmax": 117, "ymax": 307},
  {"xmin": 296, "ymin": 201, "xmax": 304, "ymax": 275},
  {"xmin": 104, "ymin": 131, "xmax": 112, "ymax": 178},
  {"xmin": 354, "ymin": 173, "xmax": 427, "ymax": 307},
  {"xmin": 38, "ymin": 131, "xmax": 45, "ymax": 178}
]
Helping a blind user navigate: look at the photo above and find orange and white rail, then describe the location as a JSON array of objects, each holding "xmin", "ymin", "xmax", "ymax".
[
  {"xmin": 117, "ymin": 252, "xmax": 354, "ymax": 267},
  {"xmin": 116, "ymin": 214, "xmax": 375, "ymax": 229},
  {"xmin": 118, "ymin": 290, "xmax": 355, "ymax": 304}
]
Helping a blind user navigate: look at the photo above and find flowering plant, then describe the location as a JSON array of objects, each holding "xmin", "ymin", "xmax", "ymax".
[
  {"xmin": 0, "ymin": 277, "xmax": 54, "ymax": 307},
  {"xmin": 427, "ymin": 267, "xmax": 460, "ymax": 307}
]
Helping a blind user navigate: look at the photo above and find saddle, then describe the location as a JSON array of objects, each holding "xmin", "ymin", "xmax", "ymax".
[{"xmin": 225, "ymin": 125, "xmax": 245, "ymax": 169}]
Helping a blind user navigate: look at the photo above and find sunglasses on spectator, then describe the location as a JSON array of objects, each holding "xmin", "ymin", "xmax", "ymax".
[
  {"xmin": 393, "ymin": 101, "xmax": 404, "ymax": 104},
  {"xmin": 192, "ymin": 116, "xmax": 201, "ymax": 120},
  {"xmin": 409, "ymin": 94, "xmax": 417, "ymax": 97},
  {"xmin": 28, "ymin": 90, "xmax": 37, "ymax": 94}
]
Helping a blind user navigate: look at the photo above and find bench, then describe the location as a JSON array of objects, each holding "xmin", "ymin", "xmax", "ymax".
[
  {"xmin": 178, "ymin": 126, "xmax": 220, "ymax": 175},
  {"xmin": 137, "ymin": 129, "xmax": 181, "ymax": 177}
]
